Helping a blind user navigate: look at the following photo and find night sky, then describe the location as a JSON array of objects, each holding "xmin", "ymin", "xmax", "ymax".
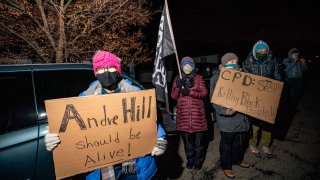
[{"xmin": 148, "ymin": 0, "xmax": 320, "ymax": 61}]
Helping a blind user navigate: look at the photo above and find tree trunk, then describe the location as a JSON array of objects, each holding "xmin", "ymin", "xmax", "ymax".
[{"xmin": 56, "ymin": 0, "xmax": 66, "ymax": 63}]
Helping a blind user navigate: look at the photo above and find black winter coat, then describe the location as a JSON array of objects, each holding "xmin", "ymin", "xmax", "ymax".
[{"xmin": 242, "ymin": 51, "xmax": 282, "ymax": 81}]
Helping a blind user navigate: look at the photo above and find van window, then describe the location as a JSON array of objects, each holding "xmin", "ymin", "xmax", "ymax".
[
  {"xmin": 0, "ymin": 72, "xmax": 37, "ymax": 134},
  {"xmin": 33, "ymin": 70, "xmax": 96, "ymax": 120}
]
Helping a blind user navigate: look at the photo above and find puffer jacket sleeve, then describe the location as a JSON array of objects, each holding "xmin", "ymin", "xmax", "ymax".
[
  {"xmin": 242, "ymin": 53, "xmax": 251, "ymax": 72},
  {"xmin": 188, "ymin": 75, "xmax": 207, "ymax": 99},
  {"xmin": 273, "ymin": 60, "xmax": 283, "ymax": 81},
  {"xmin": 157, "ymin": 124, "xmax": 166, "ymax": 139},
  {"xmin": 282, "ymin": 58, "xmax": 293, "ymax": 75},
  {"xmin": 171, "ymin": 77, "xmax": 181, "ymax": 100}
]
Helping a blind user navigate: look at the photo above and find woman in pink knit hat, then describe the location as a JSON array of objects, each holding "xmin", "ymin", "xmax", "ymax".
[{"xmin": 45, "ymin": 51, "xmax": 167, "ymax": 180}]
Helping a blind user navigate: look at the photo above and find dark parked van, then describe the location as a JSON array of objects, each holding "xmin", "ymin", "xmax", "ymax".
[{"xmin": 0, "ymin": 63, "xmax": 144, "ymax": 180}]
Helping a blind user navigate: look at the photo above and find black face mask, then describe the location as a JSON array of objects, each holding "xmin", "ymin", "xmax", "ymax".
[{"xmin": 96, "ymin": 71, "xmax": 119, "ymax": 89}]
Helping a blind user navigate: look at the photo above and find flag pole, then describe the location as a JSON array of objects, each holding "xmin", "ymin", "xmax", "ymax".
[{"xmin": 165, "ymin": 0, "xmax": 182, "ymax": 79}]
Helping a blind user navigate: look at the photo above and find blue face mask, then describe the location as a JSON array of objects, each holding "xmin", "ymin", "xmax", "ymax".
[{"xmin": 224, "ymin": 64, "xmax": 239, "ymax": 70}]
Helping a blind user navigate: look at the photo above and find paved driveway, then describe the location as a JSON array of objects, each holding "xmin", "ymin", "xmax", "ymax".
[{"xmin": 156, "ymin": 78, "xmax": 320, "ymax": 179}]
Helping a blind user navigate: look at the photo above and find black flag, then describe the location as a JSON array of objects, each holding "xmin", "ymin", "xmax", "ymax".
[{"xmin": 152, "ymin": 1, "xmax": 175, "ymax": 103}]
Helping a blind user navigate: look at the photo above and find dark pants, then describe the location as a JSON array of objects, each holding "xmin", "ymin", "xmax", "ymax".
[
  {"xmin": 180, "ymin": 131, "xmax": 206, "ymax": 166},
  {"xmin": 286, "ymin": 78, "xmax": 303, "ymax": 107},
  {"xmin": 219, "ymin": 131, "xmax": 249, "ymax": 170}
]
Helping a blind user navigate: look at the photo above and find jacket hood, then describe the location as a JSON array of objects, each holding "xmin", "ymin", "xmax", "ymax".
[
  {"xmin": 288, "ymin": 48, "xmax": 299, "ymax": 58},
  {"xmin": 252, "ymin": 40, "xmax": 269, "ymax": 60}
]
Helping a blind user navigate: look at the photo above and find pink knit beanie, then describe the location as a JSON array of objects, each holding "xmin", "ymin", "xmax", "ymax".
[{"xmin": 93, "ymin": 51, "xmax": 121, "ymax": 74}]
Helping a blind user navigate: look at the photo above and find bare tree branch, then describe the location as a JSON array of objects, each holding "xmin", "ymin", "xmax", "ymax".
[
  {"xmin": 0, "ymin": 22, "xmax": 49, "ymax": 62},
  {"xmin": 1, "ymin": 0, "xmax": 154, "ymax": 64},
  {"xmin": 35, "ymin": 0, "xmax": 57, "ymax": 52},
  {"xmin": 3, "ymin": 0, "xmax": 24, "ymax": 12},
  {"xmin": 64, "ymin": 0, "xmax": 72, "ymax": 11}
]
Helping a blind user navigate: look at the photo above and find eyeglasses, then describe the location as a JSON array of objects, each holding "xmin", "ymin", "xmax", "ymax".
[{"xmin": 96, "ymin": 67, "xmax": 117, "ymax": 74}]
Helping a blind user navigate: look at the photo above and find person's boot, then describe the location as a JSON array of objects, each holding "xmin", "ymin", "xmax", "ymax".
[
  {"xmin": 194, "ymin": 162, "xmax": 202, "ymax": 170},
  {"xmin": 186, "ymin": 160, "xmax": 194, "ymax": 169},
  {"xmin": 262, "ymin": 146, "xmax": 273, "ymax": 158},
  {"xmin": 249, "ymin": 144, "xmax": 261, "ymax": 157},
  {"xmin": 223, "ymin": 169, "xmax": 235, "ymax": 179},
  {"xmin": 238, "ymin": 161, "xmax": 251, "ymax": 168}
]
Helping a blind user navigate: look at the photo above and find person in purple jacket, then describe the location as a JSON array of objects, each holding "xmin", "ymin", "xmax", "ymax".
[{"xmin": 171, "ymin": 56, "xmax": 208, "ymax": 170}]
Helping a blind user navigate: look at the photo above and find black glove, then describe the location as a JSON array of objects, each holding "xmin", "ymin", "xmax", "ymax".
[
  {"xmin": 186, "ymin": 77, "xmax": 194, "ymax": 88},
  {"xmin": 176, "ymin": 78, "xmax": 184, "ymax": 88},
  {"xmin": 181, "ymin": 87, "xmax": 189, "ymax": 96}
]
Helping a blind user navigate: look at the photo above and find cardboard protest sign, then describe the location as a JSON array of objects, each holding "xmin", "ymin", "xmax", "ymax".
[
  {"xmin": 45, "ymin": 89, "xmax": 157, "ymax": 179},
  {"xmin": 211, "ymin": 68, "xmax": 283, "ymax": 124}
]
